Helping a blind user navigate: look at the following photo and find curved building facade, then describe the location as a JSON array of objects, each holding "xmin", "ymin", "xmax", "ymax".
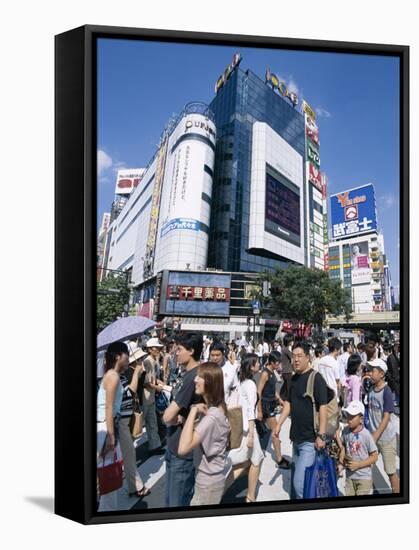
[{"xmin": 154, "ymin": 106, "xmax": 216, "ymax": 274}]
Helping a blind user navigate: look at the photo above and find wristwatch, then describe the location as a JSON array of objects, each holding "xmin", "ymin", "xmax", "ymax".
[{"xmin": 317, "ymin": 433, "xmax": 327, "ymax": 441}]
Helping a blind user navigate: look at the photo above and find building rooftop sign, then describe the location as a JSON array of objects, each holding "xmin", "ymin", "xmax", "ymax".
[
  {"xmin": 330, "ymin": 183, "xmax": 378, "ymax": 240},
  {"xmin": 214, "ymin": 53, "xmax": 242, "ymax": 93},
  {"xmin": 265, "ymin": 69, "xmax": 298, "ymax": 106}
]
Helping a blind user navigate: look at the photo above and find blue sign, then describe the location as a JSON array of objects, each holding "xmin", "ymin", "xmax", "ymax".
[
  {"xmin": 330, "ymin": 184, "xmax": 377, "ymax": 240},
  {"xmin": 161, "ymin": 218, "xmax": 200, "ymax": 237}
]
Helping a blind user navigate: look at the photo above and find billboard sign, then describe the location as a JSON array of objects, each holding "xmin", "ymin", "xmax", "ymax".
[
  {"xmin": 308, "ymin": 163, "xmax": 322, "ymax": 191},
  {"xmin": 265, "ymin": 69, "xmax": 298, "ymax": 106},
  {"xmin": 307, "ymin": 142, "xmax": 320, "ymax": 167},
  {"xmin": 302, "ymin": 99, "xmax": 316, "ymax": 120},
  {"xmin": 162, "ymin": 272, "xmax": 231, "ymax": 317},
  {"xmin": 351, "ymin": 241, "xmax": 371, "ymax": 285},
  {"xmin": 215, "ymin": 53, "xmax": 242, "ymax": 93},
  {"xmin": 265, "ymin": 170, "xmax": 301, "ymax": 246},
  {"xmin": 305, "ymin": 116, "xmax": 319, "ymax": 146},
  {"xmin": 330, "ymin": 184, "xmax": 377, "ymax": 240},
  {"xmin": 114, "ymin": 169, "xmax": 144, "ymax": 195}
]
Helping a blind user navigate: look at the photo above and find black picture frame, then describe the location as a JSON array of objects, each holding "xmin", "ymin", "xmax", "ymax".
[{"xmin": 55, "ymin": 24, "xmax": 409, "ymax": 525}]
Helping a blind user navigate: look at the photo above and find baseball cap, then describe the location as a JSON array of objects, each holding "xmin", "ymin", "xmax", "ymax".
[
  {"xmin": 367, "ymin": 357, "xmax": 388, "ymax": 374},
  {"xmin": 343, "ymin": 400, "xmax": 365, "ymax": 417}
]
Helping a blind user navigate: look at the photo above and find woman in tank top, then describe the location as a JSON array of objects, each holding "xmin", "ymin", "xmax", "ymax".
[
  {"xmin": 257, "ymin": 351, "xmax": 290, "ymax": 469},
  {"xmin": 96, "ymin": 341, "xmax": 129, "ymax": 512}
]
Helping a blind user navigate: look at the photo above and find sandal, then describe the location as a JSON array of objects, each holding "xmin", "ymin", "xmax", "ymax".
[
  {"xmin": 276, "ymin": 457, "xmax": 291, "ymax": 469},
  {"xmin": 245, "ymin": 495, "xmax": 255, "ymax": 503},
  {"xmin": 129, "ymin": 486, "xmax": 151, "ymax": 499}
]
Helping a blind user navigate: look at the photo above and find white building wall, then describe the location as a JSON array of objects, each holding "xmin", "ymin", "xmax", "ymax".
[
  {"xmin": 249, "ymin": 121, "xmax": 305, "ymax": 265},
  {"xmin": 154, "ymin": 113, "xmax": 216, "ymax": 274}
]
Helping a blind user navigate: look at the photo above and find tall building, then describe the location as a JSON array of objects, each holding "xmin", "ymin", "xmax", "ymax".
[
  {"xmin": 103, "ymin": 102, "xmax": 216, "ymax": 285},
  {"xmin": 328, "ymin": 184, "xmax": 391, "ymax": 312},
  {"xmin": 208, "ymin": 58, "xmax": 308, "ymax": 272},
  {"xmin": 99, "ymin": 55, "xmax": 331, "ymax": 338}
]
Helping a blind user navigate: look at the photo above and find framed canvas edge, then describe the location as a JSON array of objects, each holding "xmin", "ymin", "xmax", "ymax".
[{"xmin": 55, "ymin": 24, "xmax": 410, "ymax": 526}]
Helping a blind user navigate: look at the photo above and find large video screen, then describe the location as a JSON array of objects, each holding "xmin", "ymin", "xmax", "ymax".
[{"xmin": 265, "ymin": 170, "xmax": 301, "ymax": 246}]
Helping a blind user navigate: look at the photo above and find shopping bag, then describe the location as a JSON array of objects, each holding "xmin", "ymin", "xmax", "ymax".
[
  {"xmin": 155, "ymin": 390, "xmax": 170, "ymax": 413},
  {"xmin": 227, "ymin": 385, "xmax": 243, "ymax": 450},
  {"xmin": 303, "ymin": 451, "xmax": 338, "ymax": 499},
  {"xmin": 129, "ymin": 411, "xmax": 144, "ymax": 439},
  {"xmin": 97, "ymin": 450, "xmax": 123, "ymax": 495}
]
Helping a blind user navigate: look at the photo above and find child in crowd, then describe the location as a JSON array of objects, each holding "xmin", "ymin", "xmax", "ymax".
[
  {"xmin": 338, "ymin": 400, "xmax": 378, "ymax": 496},
  {"xmin": 345, "ymin": 354, "xmax": 363, "ymax": 405},
  {"xmin": 367, "ymin": 358, "xmax": 400, "ymax": 493}
]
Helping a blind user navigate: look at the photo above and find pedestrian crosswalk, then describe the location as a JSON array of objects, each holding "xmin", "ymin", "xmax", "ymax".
[{"xmin": 106, "ymin": 414, "xmax": 400, "ymax": 510}]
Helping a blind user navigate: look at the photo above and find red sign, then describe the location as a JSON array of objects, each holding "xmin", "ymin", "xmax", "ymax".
[
  {"xmin": 167, "ymin": 285, "xmax": 230, "ymax": 301},
  {"xmin": 309, "ymin": 163, "xmax": 322, "ymax": 192}
]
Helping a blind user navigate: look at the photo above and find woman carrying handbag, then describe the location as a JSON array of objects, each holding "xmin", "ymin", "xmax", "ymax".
[{"xmin": 97, "ymin": 341, "xmax": 129, "ymax": 512}]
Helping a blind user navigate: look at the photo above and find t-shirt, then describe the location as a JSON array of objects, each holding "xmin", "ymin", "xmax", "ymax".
[
  {"xmin": 281, "ymin": 347, "xmax": 293, "ymax": 375},
  {"xmin": 194, "ymin": 406, "xmax": 230, "ymax": 485},
  {"xmin": 222, "ymin": 360, "xmax": 239, "ymax": 402},
  {"xmin": 239, "ymin": 379, "xmax": 258, "ymax": 431},
  {"xmin": 338, "ymin": 352, "xmax": 350, "ymax": 383},
  {"xmin": 167, "ymin": 366, "xmax": 204, "ymax": 456},
  {"xmin": 367, "ymin": 384, "xmax": 396, "ymax": 443},
  {"xmin": 317, "ymin": 355, "xmax": 341, "ymax": 398},
  {"xmin": 346, "ymin": 374, "xmax": 362, "ymax": 403},
  {"xmin": 287, "ymin": 369, "xmax": 329, "ymax": 444},
  {"xmin": 342, "ymin": 426, "xmax": 378, "ymax": 480},
  {"xmin": 143, "ymin": 356, "xmax": 160, "ymax": 404}
]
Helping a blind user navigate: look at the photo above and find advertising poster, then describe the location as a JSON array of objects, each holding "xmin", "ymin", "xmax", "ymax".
[
  {"xmin": 351, "ymin": 241, "xmax": 371, "ymax": 285},
  {"xmin": 330, "ymin": 184, "xmax": 378, "ymax": 239},
  {"xmin": 114, "ymin": 168, "xmax": 144, "ymax": 195}
]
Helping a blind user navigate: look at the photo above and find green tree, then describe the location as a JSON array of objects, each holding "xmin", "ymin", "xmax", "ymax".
[
  {"xmin": 256, "ymin": 265, "xmax": 352, "ymax": 328},
  {"xmin": 97, "ymin": 274, "xmax": 130, "ymax": 333}
]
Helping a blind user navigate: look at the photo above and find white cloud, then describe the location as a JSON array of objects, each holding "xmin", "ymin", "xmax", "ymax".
[
  {"xmin": 380, "ymin": 194, "xmax": 397, "ymax": 209},
  {"xmin": 315, "ymin": 107, "xmax": 332, "ymax": 118},
  {"xmin": 97, "ymin": 149, "xmax": 112, "ymax": 176}
]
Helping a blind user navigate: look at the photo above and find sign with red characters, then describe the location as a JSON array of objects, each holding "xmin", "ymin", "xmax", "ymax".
[{"xmin": 309, "ymin": 163, "xmax": 322, "ymax": 192}]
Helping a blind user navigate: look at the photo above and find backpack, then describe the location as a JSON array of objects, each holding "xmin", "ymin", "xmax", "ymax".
[{"xmin": 304, "ymin": 370, "xmax": 340, "ymax": 439}]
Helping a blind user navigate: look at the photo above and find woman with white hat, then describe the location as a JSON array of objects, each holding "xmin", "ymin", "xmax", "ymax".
[
  {"xmin": 142, "ymin": 337, "xmax": 165, "ymax": 453},
  {"xmin": 119, "ymin": 347, "xmax": 151, "ymax": 499}
]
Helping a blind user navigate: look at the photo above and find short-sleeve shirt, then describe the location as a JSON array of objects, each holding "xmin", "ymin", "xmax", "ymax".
[
  {"xmin": 194, "ymin": 406, "xmax": 230, "ymax": 485},
  {"xmin": 167, "ymin": 366, "xmax": 204, "ymax": 456},
  {"xmin": 317, "ymin": 355, "xmax": 341, "ymax": 398},
  {"xmin": 367, "ymin": 384, "xmax": 396, "ymax": 443},
  {"xmin": 287, "ymin": 369, "xmax": 329, "ymax": 444},
  {"xmin": 342, "ymin": 426, "xmax": 378, "ymax": 480},
  {"xmin": 143, "ymin": 356, "xmax": 159, "ymax": 404}
]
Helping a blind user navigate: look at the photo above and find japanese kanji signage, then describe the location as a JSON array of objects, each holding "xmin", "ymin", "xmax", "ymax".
[
  {"xmin": 308, "ymin": 163, "xmax": 322, "ymax": 191},
  {"xmin": 162, "ymin": 272, "xmax": 232, "ymax": 317},
  {"xmin": 166, "ymin": 285, "xmax": 230, "ymax": 301},
  {"xmin": 330, "ymin": 184, "xmax": 377, "ymax": 240}
]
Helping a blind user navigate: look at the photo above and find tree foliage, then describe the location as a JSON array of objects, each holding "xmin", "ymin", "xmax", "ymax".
[
  {"xmin": 97, "ymin": 274, "xmax": 130, "ymax": 333},
  {"xmin": 255, "ymin": 265, "xmax": 352, "ymax": 327}
]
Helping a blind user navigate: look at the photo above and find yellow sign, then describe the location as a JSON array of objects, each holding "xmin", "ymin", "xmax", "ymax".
[{"xmin": 303, "ymin": 100, "xmax": 316, "ymax": 120}]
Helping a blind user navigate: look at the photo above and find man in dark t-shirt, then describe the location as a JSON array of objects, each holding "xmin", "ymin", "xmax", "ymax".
[
  {"xmin": 274, "ymin": 341, "xmax": 329, "ymax": 499},
  {"xmin": 162, "ymin": 333, "xmax": 204, "ymax": 507}
]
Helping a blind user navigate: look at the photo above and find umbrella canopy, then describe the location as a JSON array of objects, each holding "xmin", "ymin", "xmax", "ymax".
[{"xmin": 97, "ymin": 316, "xmax": 156, "ymax": 350}]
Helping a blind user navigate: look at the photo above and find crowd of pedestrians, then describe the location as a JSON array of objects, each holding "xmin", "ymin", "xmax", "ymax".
[{"xmin": 96, "ymin": 330, "xmax": 401, "ymax": 511}]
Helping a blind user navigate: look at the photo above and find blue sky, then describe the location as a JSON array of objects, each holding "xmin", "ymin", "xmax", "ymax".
[{"xmin": 97, "ymin": 38, "xmax": 400, "ymax": 295}]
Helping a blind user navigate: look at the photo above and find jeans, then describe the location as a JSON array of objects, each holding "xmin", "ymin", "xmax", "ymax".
[
  {"xmin": 165, "ymin": 448, "xmax": 195, "ymax": 507},
  {"xmin": 292, "ymin": 441, "xmax": 316, "ymax": 499}
]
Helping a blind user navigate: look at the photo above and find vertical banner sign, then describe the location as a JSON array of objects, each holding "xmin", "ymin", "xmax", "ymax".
[
  {"xmin": 302, "ymin": 99, "xmax": 316, "ymax": 120},
  {"xmin": 143, "ymin": 139, "xmax": 168, "ymax": 278}
]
